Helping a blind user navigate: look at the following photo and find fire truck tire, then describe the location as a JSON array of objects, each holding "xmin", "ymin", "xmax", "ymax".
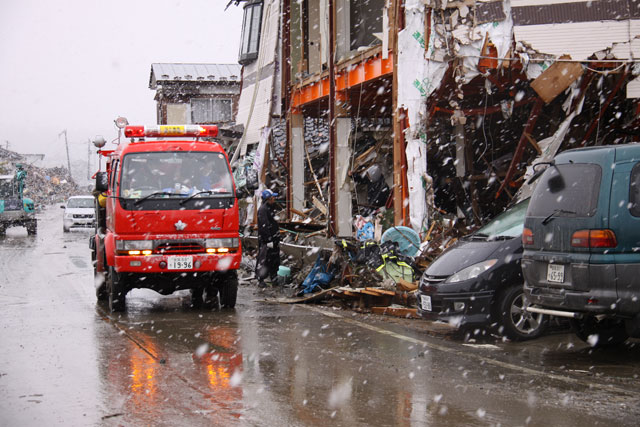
[
  {"xmin": 95, "ymin": 269, "xmax": 108, "ymax": 301},
  {"xmin": 219, "ymin": 271, "xmax": 238, "ymax": 309},
  {"xmin": 27, "ymin": 220, "xmax": 37, "ymax": 235},
  {"xmin": 190, "ymin": 287, "xmax": 204, "ymax": 308},
  {"xmin": 107, "ymin": 266, "xmax": 126, "ymax": 312},
  {"xmin": 202, "ymin": 284, "xmax": 219, "ymax": 310}
]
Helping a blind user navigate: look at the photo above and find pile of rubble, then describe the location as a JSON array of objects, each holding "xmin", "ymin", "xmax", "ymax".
[{"xmin": 0, "ymin": 149, "xmax": 83, "ymax": 207}]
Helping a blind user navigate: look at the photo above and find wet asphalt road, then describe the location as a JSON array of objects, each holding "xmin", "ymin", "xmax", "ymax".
[{"xmin": 1, "ymin": 206, "xmax": 640, "ymax": 426}]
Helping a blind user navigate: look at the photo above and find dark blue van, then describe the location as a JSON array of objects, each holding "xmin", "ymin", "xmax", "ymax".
[{"xmin": 522, "ymin": 144, "xmax": 640, "ymax": 346}]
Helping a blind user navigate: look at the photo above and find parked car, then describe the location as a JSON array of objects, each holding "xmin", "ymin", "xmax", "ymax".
[
  {"xmin": 61, "ymin": 195, "xmax": 95, "ymax": 232},
  {"xmin": 522, "ymin": 144, "xmax": 640, "ymax": 346},
  {"xmin": 417, "ymin": 198, "xmax": 548, "ymax": 340}
]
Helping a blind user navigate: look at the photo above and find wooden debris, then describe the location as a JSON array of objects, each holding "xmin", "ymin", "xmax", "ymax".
[
  {"xmin": 266, "ymin": 287, "xmax": 338, "ymax": 304},
  {"xmin": 396, "ymin": 279, "xmax": 418, "ymax": 292},
  {"xmin": 371, "ymin": 306, "xmax": 421, "ymax": 319}
]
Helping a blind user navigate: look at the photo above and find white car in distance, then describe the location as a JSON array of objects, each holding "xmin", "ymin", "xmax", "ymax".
[{"xmin": 62, "ymin": 196, "xmax": 95, "ymax": 232}]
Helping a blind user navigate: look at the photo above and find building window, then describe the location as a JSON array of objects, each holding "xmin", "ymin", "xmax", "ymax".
[
  {"xmin": 350, "ymin": 0, "xmax": 385, "ymax": 51},
  {"xmin": 191, "ymin": 98, "xmax": 233, "ymax": 123},
  {"xmin": 238, "ymin": 0, "xmax": 263, "ymax": 65}
]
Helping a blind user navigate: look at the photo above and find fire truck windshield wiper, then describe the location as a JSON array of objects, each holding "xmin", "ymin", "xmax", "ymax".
[
  {"xmin": 134, "ymin": 191, "xmax": 177, "ymax": 205},
  {"xmin": 179, "ymin": 190, "xmax": 231, "ymax": 205}
]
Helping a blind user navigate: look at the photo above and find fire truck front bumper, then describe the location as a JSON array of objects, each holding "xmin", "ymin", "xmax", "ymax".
[{"xmin": 114, "ymin": 251, "xmax": 241, "ymax": 274}]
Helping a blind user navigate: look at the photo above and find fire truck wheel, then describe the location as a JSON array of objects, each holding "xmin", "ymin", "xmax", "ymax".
[
  {"xmin": 219, "ymin": 271, "xmax": 238, "ymax": 309},
  {"xmin": 202, "ymin": 284, "xmax": 219, "ymax": 310},
  {"xmin": 107, "ymin": 266, "xmax": 126, "ymax": 312},
  {"xmin": 190, "ymin": 287, "xmax": 204, "ymax": 308},
  {"xmin": 95, "ymin": 269, "xmax": 108, "ymax": 301}
]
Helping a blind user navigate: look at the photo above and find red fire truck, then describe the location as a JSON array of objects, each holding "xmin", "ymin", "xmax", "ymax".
[{"xmin": 91, "ymin": 124, "xmax": 241, "ymax": 312}]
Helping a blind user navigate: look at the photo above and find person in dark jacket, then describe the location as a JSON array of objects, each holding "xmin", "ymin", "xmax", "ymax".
[{"xmin": 256, "ymin": 189, "xmax": 280, "ymax": 287}]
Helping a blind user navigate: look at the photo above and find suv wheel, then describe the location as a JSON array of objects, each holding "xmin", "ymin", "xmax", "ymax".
[
  {"xmin": 496, "ymin": 285, "xmax": 547, "ymax": 341},
  {"xmin": 219, "ymin": 271, "xmax": 238, "ymax": 309},
  {"xmin": 571, "ymin": 316, "xmax": 629, "ymax": 347},
  {"xmin": 107, "ymin": 266, "xmax": 126, "ymax": 312}
]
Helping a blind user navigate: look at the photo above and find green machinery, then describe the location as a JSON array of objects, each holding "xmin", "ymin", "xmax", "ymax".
[{"xmin": 0, "ymin": 164, "xmax": 37, "ymax": 235}]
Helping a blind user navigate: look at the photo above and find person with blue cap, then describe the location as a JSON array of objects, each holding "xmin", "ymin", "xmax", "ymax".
[{"xmin": 256, "ymin": 189, "xmax": 280, "ymax": 287}]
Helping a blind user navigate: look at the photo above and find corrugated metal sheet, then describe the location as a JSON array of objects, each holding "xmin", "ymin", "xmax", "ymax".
[
  {"xmin": 513, "ymin": 0, "xmax": 640, "ymax": 26},
  {"xmin": 476, "ymin": 1, "xmax": 506, "ymax": 25},
  {"xmin": 514, "ymin": 20, "xmax": 640, "ymax": 60},
  {"xmin": 150, "ymin": 63, "xmax": 241, "ymax": 85}
]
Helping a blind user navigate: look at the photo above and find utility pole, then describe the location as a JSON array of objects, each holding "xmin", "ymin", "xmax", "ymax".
[
  {"xmin": 58, "ymin": 129, "xmax": 72, "ymax": 177},
  {"xmin": 87, "ymin": 138, "xmax": 91, "ymax": 180}
]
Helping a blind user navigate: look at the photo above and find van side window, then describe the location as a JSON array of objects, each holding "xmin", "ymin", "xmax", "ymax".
[{"xmin": 629, "ymin": 163, "xmax": 640, "ymax": 217}]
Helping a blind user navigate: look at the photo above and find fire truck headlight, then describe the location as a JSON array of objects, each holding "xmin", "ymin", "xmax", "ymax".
[
  {"xmin": 116, "ymin": 240, "xmax": 154, "ymax": 251},
  {"xmin": 205, "ymin": 238, "xmax": 238, "ymax": 249}
]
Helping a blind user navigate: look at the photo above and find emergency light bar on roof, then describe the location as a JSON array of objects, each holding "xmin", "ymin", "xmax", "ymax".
[{"xmin": 124, "ymin": 125, "xmax": 218, "ymax": 138}]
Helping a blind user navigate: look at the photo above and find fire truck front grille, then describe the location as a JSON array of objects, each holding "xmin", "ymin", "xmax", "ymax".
[{"xmin": 155, "ymin": 242, "xmax": 204, "ymax": 255}]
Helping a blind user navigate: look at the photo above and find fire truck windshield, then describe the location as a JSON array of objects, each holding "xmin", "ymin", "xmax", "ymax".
[{"xmin": 119, "ymin": 152, "xmax": 234, "ymax": 200}]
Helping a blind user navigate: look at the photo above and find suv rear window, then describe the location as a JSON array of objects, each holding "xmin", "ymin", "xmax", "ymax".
[{"xmin": 528, "ymin": 163, "xmax": 601, "ymax": 217}]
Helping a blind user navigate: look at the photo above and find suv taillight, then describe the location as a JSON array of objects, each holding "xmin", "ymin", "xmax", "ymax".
[
  {"xmin": 571, "ymin": 229, "xmax": 617, "ymax": 248},
  {"xmin": 522, "ymin": 227, "xmax": 534, "ymax": 246}
]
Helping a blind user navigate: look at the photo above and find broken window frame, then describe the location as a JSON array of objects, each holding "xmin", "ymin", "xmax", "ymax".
[{"xmin": 238, "ymin": 0, "xmax": 263, "ymax": 65}]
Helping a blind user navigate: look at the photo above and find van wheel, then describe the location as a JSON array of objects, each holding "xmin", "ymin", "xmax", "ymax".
[
  {"xmin": 496, "ymin": 285, "xmax": 547, "ymax": 341},
  {"xmin": 570, "ymin": 317, "xmax": 629, "ymax": 347},
  {"xmin": 219, "ymin": 271, "xmax": 238, "ymax": 309},
  {"xmin": 107, "ymin": 266, "xmax": 126, "ymax": 312}
]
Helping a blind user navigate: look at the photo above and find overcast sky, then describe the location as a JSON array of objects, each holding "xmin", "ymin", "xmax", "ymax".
[{"xmin": 0, "ymin": 0, "xmax": 243, "ymax": 170}]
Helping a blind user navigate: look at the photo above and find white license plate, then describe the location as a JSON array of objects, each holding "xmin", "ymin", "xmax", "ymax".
[
  {"xmin": 421, "ymin": 295, "xmax": 432, "ymax": 312},
  {"xmin": 547, "ymin": 263, "xmax": 565, "ymax": 283},
  {"xmin": 167, "ymin": 256, "xmax": 193, "ymax": 270}
]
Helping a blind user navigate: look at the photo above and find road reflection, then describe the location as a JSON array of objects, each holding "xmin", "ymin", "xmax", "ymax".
[{"xmin": 96, "ymin": 304, "xmax": 244, "ymax": 423}]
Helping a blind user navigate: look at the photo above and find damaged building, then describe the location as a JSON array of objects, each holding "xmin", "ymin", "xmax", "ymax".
[{"xmin": 229, "ymin": 0, "xmax": 640, "ymax": 242}]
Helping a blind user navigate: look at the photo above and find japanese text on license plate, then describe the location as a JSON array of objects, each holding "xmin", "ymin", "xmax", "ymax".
[
  {"xmin": 421, "ymin": 295, "xmax": 432, "ymax": 311},
  {"xmin": 547, "ymin": 263, "xmax": 564, "ymax": 283},
  {"xmin": 168, "ymin": 256, "xmax": 193, "ymax": 270}
]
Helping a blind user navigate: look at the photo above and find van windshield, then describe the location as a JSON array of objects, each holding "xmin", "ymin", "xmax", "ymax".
[
  {"xmin": 119, "ymin": 151, "xmax": 234, "ymax": 199},
  {"xmin": 474, "ymin": 198, "xmax": 530, "ymax": 239},
  {"xmin": 527, "ymin": 163, "xmax": 601, "ymax": 217}
]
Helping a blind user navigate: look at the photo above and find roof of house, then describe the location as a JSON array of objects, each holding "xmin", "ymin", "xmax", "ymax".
[{"xmin": 149, "ymin": 63, "xmax": 242, "ymax": 88}]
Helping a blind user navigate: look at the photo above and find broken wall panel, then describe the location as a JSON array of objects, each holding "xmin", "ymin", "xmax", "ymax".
[
  {"xmin": 234, "ymin": 0, "xmax": 281, "ymax": 159},
  {"xmin": 513, "ymin": 0, "xmax": 640, "ymax": 62}
]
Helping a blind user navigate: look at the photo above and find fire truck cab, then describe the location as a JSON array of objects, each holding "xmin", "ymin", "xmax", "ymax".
[{"xmin": 91, "ymin": 125, "xmax": 241, "ymax": 312}]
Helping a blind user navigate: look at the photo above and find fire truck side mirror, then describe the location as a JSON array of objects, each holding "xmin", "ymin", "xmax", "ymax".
[{"xmin": 95, "ymin": 172, "xmax": 108, "ymax": 192}]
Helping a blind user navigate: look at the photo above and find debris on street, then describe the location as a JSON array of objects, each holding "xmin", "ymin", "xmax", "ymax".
[{"xmin": 0, "ymin": 147, "xmax": 83, "ymax": 207}]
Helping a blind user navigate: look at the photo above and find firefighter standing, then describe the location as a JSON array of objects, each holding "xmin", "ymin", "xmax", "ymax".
[{"xmin": 256, "ymin": 189, "xmax": 280, "ymax": 287}]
